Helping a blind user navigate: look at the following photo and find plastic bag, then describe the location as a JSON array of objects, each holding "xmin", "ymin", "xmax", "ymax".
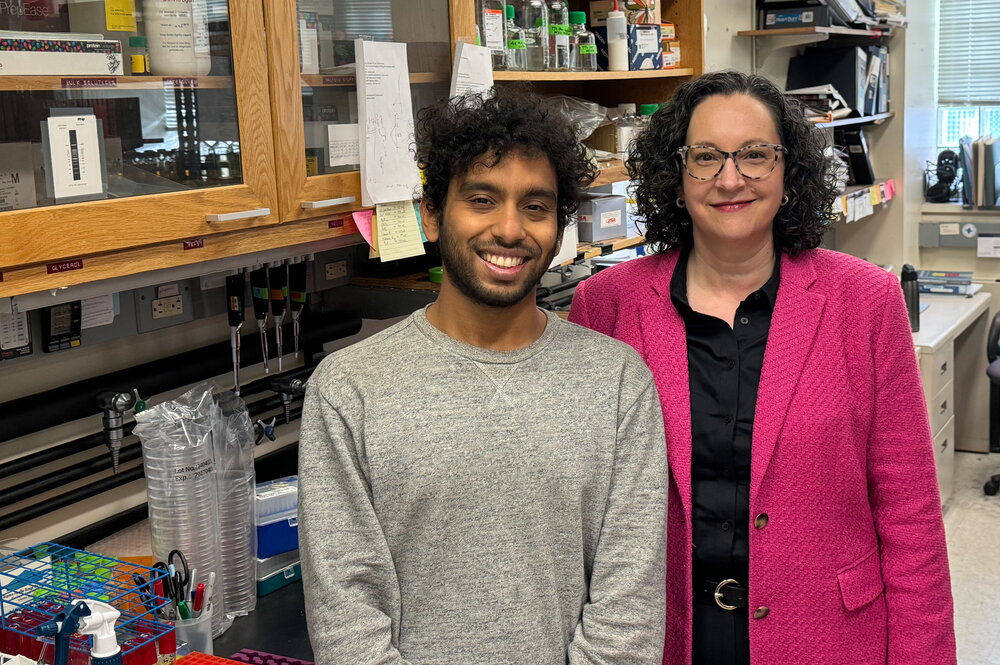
[{"xmin": 546, "ymin": 95, "xmax": 610, "ymax": 141}]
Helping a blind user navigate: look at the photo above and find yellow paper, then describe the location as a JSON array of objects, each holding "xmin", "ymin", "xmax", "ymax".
[
  {"xmin": 106, "ymin": 0, "xmax": 137, "ymax": 32},
  {"xmin": 375, "ymin": 200, "xmax": 426, "ymax": 262},
  {"xmin": 869, "ymin": 185, "xmax": 881, "ymax": 205},
  {"xmin": 369, "ymin": 213, "xmax": 381, "ymax": 259}
]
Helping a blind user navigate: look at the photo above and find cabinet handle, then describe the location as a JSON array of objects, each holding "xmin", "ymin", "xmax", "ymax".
[
  {"xmin": 205, "ymin": 208, "xmax": 271, "ymax": 223},
  {"xmin": 301, "ymin": 196, "xmax": 357, "ymax": 210},
  {"xmin": 940, "ymin": 361, "xmax": 948, "ymax": 375},
  {"xmin": 941, "ymin": 438, "xmax": 949, "ymax": 452},
  {"xmin": 940, "ymin": 400, "xmax": 948, "ymax": 414}
]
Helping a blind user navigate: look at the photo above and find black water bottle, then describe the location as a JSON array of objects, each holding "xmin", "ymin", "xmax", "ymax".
[{"xmin": 902, "ymin": 264, "xmax": 920, "ymax": 332}]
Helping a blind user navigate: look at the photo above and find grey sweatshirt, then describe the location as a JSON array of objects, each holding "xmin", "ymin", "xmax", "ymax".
[{"xmin": 298, "ymin": 307, "xmax": 666, "ymax": 665}]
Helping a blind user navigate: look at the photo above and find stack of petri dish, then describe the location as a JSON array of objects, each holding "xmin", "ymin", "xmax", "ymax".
[{"xmin": 215, "ymin": 392, "xmax": 257, "ymax": 616}]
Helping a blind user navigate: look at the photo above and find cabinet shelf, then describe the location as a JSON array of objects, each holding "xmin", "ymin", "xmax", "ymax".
[
  {"xmin": 0, "ymin": 75, "xmax": 234, "ymax": 91},
  {"xmin": 592, "ymin": 159, "xmax": 629, "ymax": 187},
  {"xmin": 815, "ymin": 112, "xmax": 894, "ymax": 128},
  {"xmin": 493, "ymin": 68, "xmax": 694, "ymax": 82},
  {"xmin": 300, "ymin": 72, "xmax": 448, "ymax": 88},
  {"xmin": 737, "ymin": 26, "xmax": 892, "ymax": 65}
]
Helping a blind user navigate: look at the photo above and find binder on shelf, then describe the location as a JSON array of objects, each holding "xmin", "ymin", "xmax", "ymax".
[
  {"xmin": 838, "ymin": 128, "xmax": 875, "ymax": 185},
  {"xmin": 984, "ymin": 137, "xmax": 999, "ymax": 209},
  {"xmin": 862, "ymin": 48, "xmax": 880, "ymax": 116},
  {"xmin": 959, "ymin": 136, "xmax": 974, "ymax": 207},
  {"xmin": 787, "ymin": 46, "xmax": 869, "ymax": 116}
]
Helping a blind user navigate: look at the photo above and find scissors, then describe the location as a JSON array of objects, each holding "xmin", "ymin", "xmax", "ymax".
[{"xmin": 154, "ymin": 549, "xmax": 190, "ymax": 605}]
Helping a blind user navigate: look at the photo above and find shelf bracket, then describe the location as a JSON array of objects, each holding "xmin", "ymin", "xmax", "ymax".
[{"xmin": 754, "ymin": 33, "xmax": 830, "ymax": 67}]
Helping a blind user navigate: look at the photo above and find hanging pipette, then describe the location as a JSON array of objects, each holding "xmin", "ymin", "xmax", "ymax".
[
  {"xmin": 225, "ymin": 271, "xmax": 245, "ymax": 394},
  {"xmin": 249, "ymin": 266, "xmax": 271, "ymax": 373}
]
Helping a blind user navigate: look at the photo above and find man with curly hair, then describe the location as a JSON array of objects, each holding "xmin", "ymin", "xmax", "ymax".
[{"xmin": 298, "ymin": 85, "xmax": 667, "ymax": 665}]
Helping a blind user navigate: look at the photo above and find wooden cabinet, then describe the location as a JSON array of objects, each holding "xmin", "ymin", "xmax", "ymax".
[{"xmin": 0, "ymin": 0, "xmax": 705, "ymax": 298}]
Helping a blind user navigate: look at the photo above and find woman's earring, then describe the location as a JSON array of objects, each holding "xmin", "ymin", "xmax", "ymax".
[
  {"xmin": 781, "ymin": 194, "xmax": 789, "ymax": 206},
  {"xmin": 676, "ymin": 197, "xmax": 686, "ymax": 208}
]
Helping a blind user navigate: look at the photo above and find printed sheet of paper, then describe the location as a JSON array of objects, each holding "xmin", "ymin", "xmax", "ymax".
[
  {"xmin": 81, "ymin": 294, "xmax": 115, "ymax": 330},
  {"xmin": 356, "ymin": 39, "xmax": 421, "ymax": 206},
  {"xmin": 0, "ymin": 142, "xmax": 37, "ymax": 212},
  {"xmin": 47, "ymin": 114, "xmax": 104, "ymax": 200},
  {"xmin": 977, "ymin": 235, "xmax": 1000, "ymax": 258},
  {"xmin": 449, "ymin": 41, "xmax": 494, "ymax": 97},
  {"xmin": 328, "ymin": 123, "xmax": 360, "ymax": 168},
  {"xmin": 375, "ymin": 200, "xmax": 426, "ymax": 262},
  {"xmin": 0, "ymin": 311, "xmax": 30, "ymax": 350}
]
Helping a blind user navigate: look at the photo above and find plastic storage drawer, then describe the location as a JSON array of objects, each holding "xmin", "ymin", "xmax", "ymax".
[
  {"xmin": 256, "ymin": 562, "xmax": 302, "ymax": 596},
  {"xmin": 256, "ymin": 476, "xmax": 299, "ymax": 558}
]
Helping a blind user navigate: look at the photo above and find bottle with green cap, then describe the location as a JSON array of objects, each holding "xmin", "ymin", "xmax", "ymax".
[
  {"xmin": 546, "ymin": 0, "xmax": 570, "ymax": 71},
  {"xmin": 523, "ymin": 3, "xmax": 549, "ymax": 71},
  {"xmin": 129, "ymin": 36, "xmax": 151, "ymax": 75},
  {"xmin": 505, "ymin": 5, "xmax": 527, "ymax": 71},
  {"xmin": 568, "ymin": 12, "xmax": 596, "ymax": 72},
  {"xmin": 637, "ymin": 103, "xmax": 659, "ymax": 134}
]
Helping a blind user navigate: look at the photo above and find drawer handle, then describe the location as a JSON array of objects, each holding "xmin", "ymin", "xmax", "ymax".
[
  {"xmin": 941, "ymin": 438, "xmax": 949, "ymax": 452},
  {"xmin": 205, "ymin": 207, "xmax": 271, "ymax": 223},
  {"xmin": 940, "ymin": 400, "xmax": 948, "ymax": 414},
  {"xmin": 301, "ymin": 196, "xmax": 357, "ymax": 210},
  {"xmin": 940, "ymin": 361, "xmax": 948, "ymax": 375}
]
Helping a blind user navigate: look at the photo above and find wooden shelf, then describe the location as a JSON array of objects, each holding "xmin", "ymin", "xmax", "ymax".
[
  {"xmin": 576, "ymin": 235, "xmax": 645, "ymax": 261},
  {"xmin": 0, "ymin": 75, "xmax": 234, "ymax": 91},
  {"xmin": 592, "ymin": 159, "xmax": 629, "ymax": 187},
  {"xmin": 493, "ymin": 68, "xmax": 694, "ymax": 82},
  {"xmin": 300, "ymin": 72, "xmax": 448, "ymax": 88},
  {"xmin": 815, "ymin": 112, "xmax": 894, "ymax": 128},
  {"xmin": 737, "ymin": 26, "xmax": 892, "ymax": 39}
]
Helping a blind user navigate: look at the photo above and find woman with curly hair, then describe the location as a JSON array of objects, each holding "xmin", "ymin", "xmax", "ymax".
[{"xmin": 569, "ymin": 71, "xmax": 956, "ymax": 665}]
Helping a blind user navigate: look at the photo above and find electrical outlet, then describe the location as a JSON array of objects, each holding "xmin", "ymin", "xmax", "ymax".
[
  {"xmin": 325, "ymin": 260, "xmax": 348, "ymax": 281},
  {"xmin": 151, "ymin": 295, "xmax": 184, "ymax": 319}
]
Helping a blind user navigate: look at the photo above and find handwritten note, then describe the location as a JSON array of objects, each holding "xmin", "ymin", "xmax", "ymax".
[
  {"xmin": 375, "ymin": 200, "xmax": 426, "ymax": 262},
  {"xmin": 356, "ymin": 39, "xmax": 422, "ymax": 206},
  {"xmin": 328, "ymin": 123, "xmax": 360, "ymax": 168}
]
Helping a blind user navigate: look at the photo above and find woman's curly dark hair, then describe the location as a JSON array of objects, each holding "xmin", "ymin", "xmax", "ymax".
[
  {"xmin": 415, "ymin": 84, "xmax": 596, "ymax": 235},
  {"xmin": 627, "ymin": 70, "xmax": 839, "ymax": 255}
]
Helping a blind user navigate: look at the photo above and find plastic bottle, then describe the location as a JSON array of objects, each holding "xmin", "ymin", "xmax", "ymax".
[
  {"xmin": 505, "ymin": 5, "xmax": 527, "ymax": 71},
  {"xmin": 638, "ymin": 103, "xmax": 658, "ymax": 131},
  {"xmin": 616, "ymin": 103, "xmax": 638, "ymax": 155},
  {"xmin": 902, "ymin": 264, "xmax": 920, "ymax": 332},
  {"xmin": 606, "ymin": 9, "xmax": 628, "ymax": 71},
  {"xmin": 524, "ymin": 12, "xmax": 549, "ymax": 71},
  {"xmin": 144, "ymin": 0, "xmax": 211, "ymax": 76},
  {"xmin": 129, "ymin": 36, "xmax": 151, "ymax": 75},
  {"xmin": 478, "ymin": 0, "xmax": 507, "ymax": 70},
  {"xmin": 546, "ymin": 0, "xmax": 570, "ymax": 71},
  {"xmin": 568, "ymin": 11, "xmax": 597, "ymax": 72}
]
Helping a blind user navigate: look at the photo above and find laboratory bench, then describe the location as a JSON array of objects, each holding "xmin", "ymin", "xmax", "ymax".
[{"xmin": 212, "ymin": 582, "xmax": 313, "ymax": 662}]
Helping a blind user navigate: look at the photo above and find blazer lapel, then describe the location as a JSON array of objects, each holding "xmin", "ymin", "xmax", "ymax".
[
  {"xmin": 640, "ymin": 252, "xmax": 693, "ymax": 517},
  {"xmin": 750, "ymin": 251, "xmax": 826, "ymax": 499}
]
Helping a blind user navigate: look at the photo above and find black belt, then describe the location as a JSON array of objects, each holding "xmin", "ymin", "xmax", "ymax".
[{"xmin": 697, "ymin": 578, "xmax": 748, "ymax": 610}]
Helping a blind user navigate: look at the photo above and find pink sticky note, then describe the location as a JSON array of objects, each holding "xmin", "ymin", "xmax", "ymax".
[
  {"xmin": 352, "ymin": 210, "xmax": 375, "ymax": 247},
  {"xmin": 884, "ymin": 179, "xmax": 895, "ymax": 201}
]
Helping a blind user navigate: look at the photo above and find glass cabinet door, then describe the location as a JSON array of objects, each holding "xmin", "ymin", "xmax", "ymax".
[
  {"xmin": 0, "ymin": 0, "xmax": 277, "ymax": 270},
  {"xmin": 271, "ymin": 0, "xmax": 451, "ymax": 222}
]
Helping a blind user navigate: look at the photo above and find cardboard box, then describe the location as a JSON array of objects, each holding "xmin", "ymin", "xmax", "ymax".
[
  {"xmin": 594, "ymin": 24, "xmax": 662, "ymax": 71},
  {"xmin": 589, "ymin": 0, "xmax": 612, "ymax": 26},
  {"xmin": 0, "ymin": 37, "xmax": 123, "ymax": 75},
  {"xmin": 576, "ymin": 193, "xmax": 627, "ymax": 242},
  {"xmin": 660, "ymin": 22, "xmax": 676, "ymax": 40},
  {"xmin": 663, "ymin": 40, "xmax": 681, "ymax": 68}
]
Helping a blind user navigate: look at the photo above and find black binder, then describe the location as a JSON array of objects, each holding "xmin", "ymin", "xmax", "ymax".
[
  {"xmin": 838, "ymin": 129, "xmax": 875, "ymax": 185},
  {"xmin": 787, "ymin": 46, "xmax": 870, "ymax": 117}
]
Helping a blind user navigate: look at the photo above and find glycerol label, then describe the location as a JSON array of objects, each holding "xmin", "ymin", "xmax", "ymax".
[
  {"xmin": 483, "ymin": 9, "xmax": 504, "ymax": 51},
  {"xmin": 550, "ymin": 23, "xmax": 571, "ymax": 49}
]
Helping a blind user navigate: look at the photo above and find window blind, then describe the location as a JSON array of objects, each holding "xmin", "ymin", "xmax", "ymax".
[
  {"xmin": 938, "ymin": 0, "xmax": 1000, "ymax": 104},
  {"xmin": 331, "ymin": 0, "xmax": 394, "ymax": 41}
]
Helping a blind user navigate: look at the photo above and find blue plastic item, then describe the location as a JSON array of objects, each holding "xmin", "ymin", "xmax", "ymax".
[{"xmin": 255, "ymin": 477, "xmax": 299, "ymax": 558}]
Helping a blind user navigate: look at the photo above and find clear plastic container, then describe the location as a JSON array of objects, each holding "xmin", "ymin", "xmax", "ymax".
[
  {"xmin": 569, "ymin": 12, "xmax": 597, "ymax": 72},
  {"xmin": 505, "ymin": 5, "xmax": 527, "ymax": 71},
  {"xmin": 521, "ymin": 0, "xmax": 549, "ymax": 71},
  {"xmin": 546, "ymin": 0, "xmax": 570, "ymax": 71}
]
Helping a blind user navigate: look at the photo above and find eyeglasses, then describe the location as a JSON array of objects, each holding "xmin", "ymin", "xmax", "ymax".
[{"xmin": 676, "ymin": 144, "xmax": 786, "ymax": 180}]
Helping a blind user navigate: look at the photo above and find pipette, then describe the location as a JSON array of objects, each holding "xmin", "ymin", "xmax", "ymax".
[
  {"xmin": 288, "ymin": 257, "xmax": 308, "ymax": 359},
  {"xmin": 249, "ymin": 266, "xmax": 271, "ymax": 373},
  {"xmin": 269, "ymin": 262, "xmax": 288, "ymax": 372},
  {"xmin": 225, "ymin": 271, "xmax": 245, "ymax": 394}
]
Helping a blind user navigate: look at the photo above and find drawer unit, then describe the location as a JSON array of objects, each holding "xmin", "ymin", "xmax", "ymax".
[
  {"xmin": 933, "ymin": 416, "xmax": 956, "ymax": 504},
  {"xmin": 928, "ymin": 380, "xmax": 954, "ymax": 439},
  {"xmin": 919, "ymin": 341, "xmax": 954, "ymax": 401}
]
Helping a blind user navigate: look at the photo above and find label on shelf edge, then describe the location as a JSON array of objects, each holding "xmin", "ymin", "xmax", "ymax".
[
  {"xmin": 62, "ymin": 78, "xmax": 117, "ymax": 89},
  {"xmin": 329, "ymin": 218, "xmax": 345, "ymax": 229},
  {"xmin": 183, "ymin": 239, "xmax": 205, "ymax": 250},
  {"xmin": 47, "ymin": 259, "xmax": 83, "ymax": 274},
  {"xmin": 163, "ymin": 78, "xmax": 199, "ymax": 88},
  {"xmin": 322, "ymin": 76, "xmax": 356, "ymax": 85}
]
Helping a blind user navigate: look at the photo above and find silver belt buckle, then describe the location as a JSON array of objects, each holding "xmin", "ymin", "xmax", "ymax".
[{"xmin": 714, "ymin": 578, "xmax": 740, "ymax": 611}]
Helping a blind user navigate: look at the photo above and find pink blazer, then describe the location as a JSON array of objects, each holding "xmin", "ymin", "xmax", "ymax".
[{"xmin": 569, "ymin": 248, "xmax": 956, "ymax": 665}]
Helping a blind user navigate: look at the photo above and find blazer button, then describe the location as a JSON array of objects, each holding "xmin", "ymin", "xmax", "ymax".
[
  {"xmin": 754, "ymin": 513, "xmax": 769, "ymax": 529},
  {"xmin": 753, "ymin": 606, "xmax": 770, "ymax": 620}
]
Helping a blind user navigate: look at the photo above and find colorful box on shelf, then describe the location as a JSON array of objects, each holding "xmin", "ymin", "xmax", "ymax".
[
  {"xmin": 0, "ymin": 35, "xmax": 123, "ymax": 76},
  {"xmin": 594, "ymin": 24, "xmax": 662, "ymax": 71},
  {"xmin": 255, "ymin": 476, "xmax": 299, "ymax": 559}
]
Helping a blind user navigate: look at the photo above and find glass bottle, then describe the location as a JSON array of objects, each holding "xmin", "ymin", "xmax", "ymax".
[
  {"xmin": 546, "ymin": 0, "xmax": 570, "ymax": 71},
  {"xmin": 638, "ymin": 103, "xmax": 659, "ymax": 132},
  {"xmin": 568, "ymin": 12, "xmax": 597, "ymax": 72},
  {"xmin": 616, "ymin": 103, "xmax": 639, "ymax": 155},
  {"xmin": 129, "ymin": 36, "xmax": 151, "ymax": 75},
  {"xmin": 524, "ymin": 14, "xmax": 549, "ymax": 71},
  {"xmin": 505, "ymin": 5, "xmax": 527, "ymax": 71},
  {"xmin": 478, "ymin": 0, "xmax": 507, "ymax": 70}
]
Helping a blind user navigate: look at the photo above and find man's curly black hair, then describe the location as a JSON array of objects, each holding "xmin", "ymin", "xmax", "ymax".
[
  {"xmin": 627, "ymin": 70, "xmax": 839, "ymax": 255},
  {"xmin": 415, "ymin": 84, "xmax": 596, "ymax": 235}
]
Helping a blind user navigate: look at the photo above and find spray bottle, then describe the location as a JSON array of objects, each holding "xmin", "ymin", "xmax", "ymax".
[
  {"xmin": 35, "ymin": 601, "xmax": 90, "ymax": 665},
  {"xmin": 75, "ymin": 600, "xmax": 122, "ymax": 665}
]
